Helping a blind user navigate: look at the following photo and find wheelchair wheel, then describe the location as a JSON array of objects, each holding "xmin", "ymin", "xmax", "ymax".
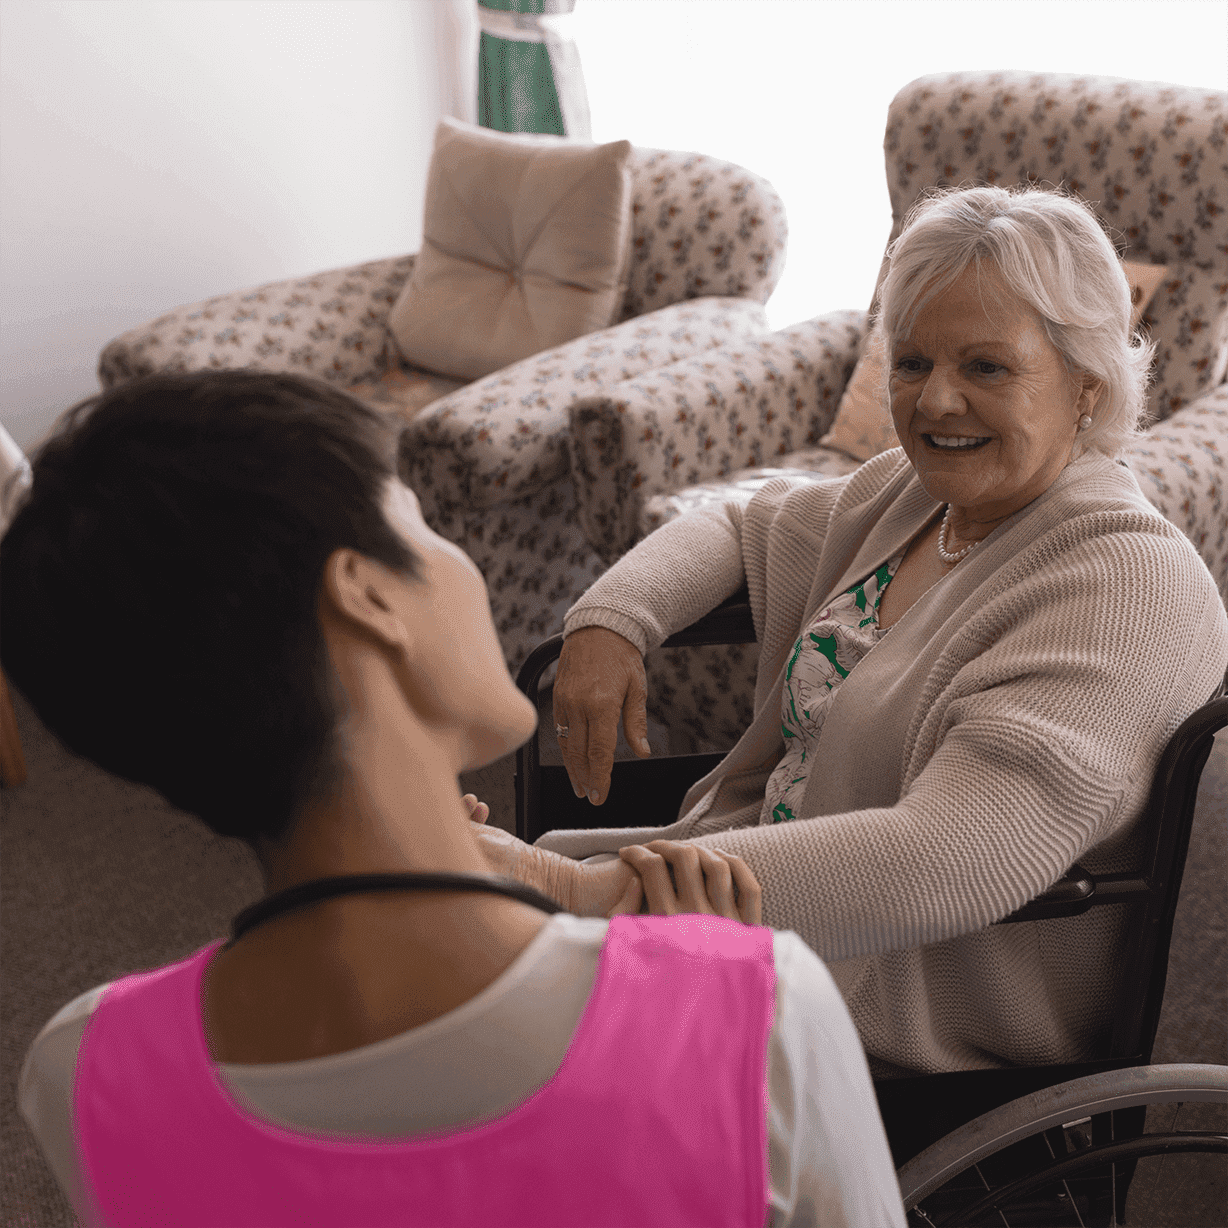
[{"xmin": 898, "ymin": 1063, "xmax": 1227, "ymax": 1227}]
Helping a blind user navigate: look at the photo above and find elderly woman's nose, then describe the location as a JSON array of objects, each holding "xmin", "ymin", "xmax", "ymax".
[{"xmin": 916, "ymin": 367, "xmax": 964, "ymax": 415}]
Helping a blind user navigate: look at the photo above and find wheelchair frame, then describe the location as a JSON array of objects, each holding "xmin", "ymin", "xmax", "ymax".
[
  {"xmin": 514, "ymin": 588, "xmax": 1228, "ymax": 1180},
  {"xmin": 898, "ymin": 1062, "xmax": 1227, "ymax": 1225}
]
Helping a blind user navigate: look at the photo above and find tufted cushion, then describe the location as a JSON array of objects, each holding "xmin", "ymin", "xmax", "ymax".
[
  {"xmin": 822, "ymin": 259, "xmax": 1171, "ymax": 464},
  {"xmin": 816, "ymin": 326, "xmax": 894, "ymax": 464},
  {"xmin": 883, "ymin": 72, "xmax": 1227, "ymax": 424},
  {"xmin": 398, "ymin": 297, "xmax": 772, "ymax": 528},
  {"xmin": 99, "ymin": 146, "xmax": 787, "ymax": 410},
  {"xmin": 387, "ymin": 118, "xmax": 634, "ymax": 382},
  {"xmin": 567, "ymin": 311, "xmax": 865, "ymax": 564}
]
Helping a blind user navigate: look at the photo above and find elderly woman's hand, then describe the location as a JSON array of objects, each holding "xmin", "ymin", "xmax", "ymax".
[
  {"xmin": 470, "ymin": 820, "xmax": 581, "ymax": 908},
  {"xmin": 471, "ymin": 821, "xmax": 639, "ymax": 916},
  {"xmin": 553, "ymin": 626, "xmax": 652, "ymax": 807},
  {"xmin": 472, "ymin": 821, "xmax": 762, "ymax": 925}
]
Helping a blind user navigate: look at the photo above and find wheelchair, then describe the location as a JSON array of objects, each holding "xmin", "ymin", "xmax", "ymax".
[{"xmin": 515, "ymin": 588, "xmax": 1228, "ymax": 1226}]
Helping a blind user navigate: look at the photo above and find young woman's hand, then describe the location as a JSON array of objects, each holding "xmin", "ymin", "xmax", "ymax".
[
  {"xmin": 616, "ymin": 841, "xmax": 762, "ymax": 925},
  {"xmin": 469, "ymin": 817, "xmax": 763, "ymax": 926}
]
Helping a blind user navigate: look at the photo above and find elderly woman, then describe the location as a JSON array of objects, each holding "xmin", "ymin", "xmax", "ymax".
[
  {"xmin": 483, "ymin": 185, "xmax": 1228, "ymax": 1078},
  {"xmin": 6, "ymin": 371, "xmax": 905, "ymax": 1227}
]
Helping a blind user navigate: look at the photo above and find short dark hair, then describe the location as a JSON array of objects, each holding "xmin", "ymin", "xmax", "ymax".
[{"xmin": 0, "ymin": 369, "xmax": 422, "ymax": 846}]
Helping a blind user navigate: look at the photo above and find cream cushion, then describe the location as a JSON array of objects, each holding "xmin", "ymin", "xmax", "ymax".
[
  {"xmin": 820, "ymin": 260, "xmax": 1169, "ymax": 463},
  {"xmin": 388, "ymin": 118, "xmax": 634, "ymax": 382}
]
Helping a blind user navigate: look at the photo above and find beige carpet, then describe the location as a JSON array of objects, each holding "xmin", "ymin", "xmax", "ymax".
[{"xmin": 3, "ymin": 681, "xmax": 1225, "ymax": 1226}]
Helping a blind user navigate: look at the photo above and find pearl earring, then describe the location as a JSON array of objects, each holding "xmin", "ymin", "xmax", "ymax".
[{"xmin": 1078, "ymin": 414, "xmax": 1093, "ymax": 432}]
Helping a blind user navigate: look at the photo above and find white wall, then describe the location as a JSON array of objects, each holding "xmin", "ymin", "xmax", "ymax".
[
  {"xmin": 3, "ymin": 0, "xmax": 1225, "ymax": 455},
  {"xmin": 573, "ymin": 0, "xmax": 1228, "ymax": 333},
  {"xmin": 0, "ymin": 0, "xmax": 477, "ymax": 454}
]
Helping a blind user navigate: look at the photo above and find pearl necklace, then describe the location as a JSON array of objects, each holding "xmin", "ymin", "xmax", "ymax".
[{"xmin": 937, "ymin": 505, "xmax": 978, "ymax": 564}]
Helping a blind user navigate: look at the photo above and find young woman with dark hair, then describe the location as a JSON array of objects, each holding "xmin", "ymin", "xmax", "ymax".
[{"xmin": 7, "ymin": 370, "xmax": 903, "ymax": 1227}]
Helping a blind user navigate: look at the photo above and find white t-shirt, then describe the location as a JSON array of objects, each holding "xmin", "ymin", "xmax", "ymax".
[{"xmin": 20, "ymin": 912, "xmax": 906, "ymax": 1227}]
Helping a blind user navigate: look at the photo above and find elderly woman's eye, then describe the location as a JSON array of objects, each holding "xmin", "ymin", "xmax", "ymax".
[
  {"xmin": 972, "ymin": 360, "xmax": 1004, "ymax": 376},
  {"xmin": 895, "ymin": 357, "xmax": 926, "ymax": 375}
]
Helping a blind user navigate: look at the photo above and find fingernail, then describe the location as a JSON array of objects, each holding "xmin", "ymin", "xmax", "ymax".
[
  {"xmin": 574, "ymin": 784, "xmax": 585, "ymax": 799},
  {"xmin": 588, "ymin": 789, "xmax": 599, "ymax": 804},
  {"xmin": 639, "ymin": 738, "xmax": 651, "ymax": 754}
]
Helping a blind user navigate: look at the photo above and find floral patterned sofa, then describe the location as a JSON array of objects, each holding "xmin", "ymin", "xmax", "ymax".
[
  {"xmin": 583, "ymin": 71, "xmax": 1228, "ymax": 752},
  {"xmin": 98, "ymin": 74, "xmax": 1226, "ymax": 760},
  {"xmin": 632, "ymin": 74, "xmax": 1227, "ymax": 574},
  {"xmin": 97, "ymin": 144, "xmax": 812, "ymax": 687}
]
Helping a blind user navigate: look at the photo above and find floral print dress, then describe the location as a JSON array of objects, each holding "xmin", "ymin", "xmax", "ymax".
[{"xmin": 760, "ymin": 555, "xmax": 904, "ymax": 825}]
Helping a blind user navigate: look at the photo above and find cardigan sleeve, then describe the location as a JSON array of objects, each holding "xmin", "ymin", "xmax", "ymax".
[
  {"xmin": 686, "ymin": 526, "xmax": 1228, "ymax": 964},
  {"xmin": 560, "ymin": 499, "xmax": 748, "ymax": 655},
  {"xmin": 561, "ymin": 475, "xmax": 835, "ymax": 655}
]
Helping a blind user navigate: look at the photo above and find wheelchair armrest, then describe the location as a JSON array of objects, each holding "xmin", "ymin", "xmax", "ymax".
[
  {"xmin": 996, "ymin": 866, "xmax": 1154, "ymax": 924},
  {"xmin": 659, "ymin": 585, "xmax": 755, "ymax": 649},
  {"xmin": 997, "ymin": 866, "xmax": 1097, "ymax": 923},
  {"xmin": 513, "ymin": 587, "xmax": 755, "ymax": 843},
  {"xmin": 514, "ymin": 585, "xmax": 755, "ymax": 700}
]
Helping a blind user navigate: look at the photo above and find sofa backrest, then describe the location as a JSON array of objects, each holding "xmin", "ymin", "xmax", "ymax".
[
  {"xmin": 880, "ymin": 71, "xmax": 1228, "ymax": 423},
  {"xmin": 613, "ymin": 147, "xmax": 789, "ymax": 325}
]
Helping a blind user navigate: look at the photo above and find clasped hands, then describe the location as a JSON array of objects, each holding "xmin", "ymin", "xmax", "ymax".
[
  {"xmin": 463, "ymin": 796, "xmax": 761, "ymax": 925},
  {"xmin": 463, "ymin": 626, "xmax": 761, "ymax": 923}
]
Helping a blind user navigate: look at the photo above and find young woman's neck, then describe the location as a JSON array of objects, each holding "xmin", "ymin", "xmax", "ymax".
[
  {"xmin": 204, "ymin": 705, "xmax": 547, "ymax": 1064},
  {"xmin": 256, "ymin": 666, "xmax": 498, "ymax": 897}
]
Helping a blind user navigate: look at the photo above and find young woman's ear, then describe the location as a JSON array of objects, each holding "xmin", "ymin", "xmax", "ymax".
[{"xmin": 319, "ymin": 548, "xmax": 411, "ymax": 650}]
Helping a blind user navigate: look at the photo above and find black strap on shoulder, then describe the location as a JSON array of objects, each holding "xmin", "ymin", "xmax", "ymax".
[{"xmin": 230, "ymin": 872, "xmax": 563, "ymax": 945}]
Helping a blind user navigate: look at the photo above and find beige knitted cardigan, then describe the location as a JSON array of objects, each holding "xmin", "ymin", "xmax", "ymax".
[{"xmin": 537, "ymin": 448, "xmax": 1228, "ymax": 1075}]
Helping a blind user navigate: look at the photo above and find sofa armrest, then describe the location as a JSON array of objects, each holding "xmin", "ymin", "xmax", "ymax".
[
  {"xmin": 97, "ymin": 254, "xmax": 416, "ymax": 390},
  {"xmin": 1125, "ymin": 381, "xmax": 1228, "ymax": 604},
  {"xmin": 568, "ymin": 309, "xmax": 866, "ymax": 565},
  {"xmin": 638, "ymin": 447, "xmax": 865, "ymax": 542},
  {"xmin": 615, "ymin": 147, "xmax": 789, "ymax": 324},
  {"xmin": 399, "ymin": 298, "xmax": 771, "ymax": 526}
]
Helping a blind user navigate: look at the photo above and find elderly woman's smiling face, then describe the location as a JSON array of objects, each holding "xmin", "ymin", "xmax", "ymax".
[{"xmin": 889, "ymin": 260, "xmax": 1102, "ymax": 531}]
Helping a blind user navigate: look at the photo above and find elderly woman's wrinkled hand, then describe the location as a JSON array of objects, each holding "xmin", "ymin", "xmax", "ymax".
[
  {"xmin": 468, "ymin": 822, "xmax": 637, "ymax": 918},
  {"xmin": 470, "ymin": 824, "xmax": 762, "ymax": 925},
  {"xmin": 619, "ymin": 841, "xmax": 763, "ymax": 925},
  {"xmin": 553, "ymin": 626, "xmax": 652, "ymax": 808},
  {"xmin": 470, "ymin": 821, "xmax": 580, "ymax": 910}
]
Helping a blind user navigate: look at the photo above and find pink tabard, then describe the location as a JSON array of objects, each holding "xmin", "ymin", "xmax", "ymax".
[{"xmin": 74, "ymin": 913, "xmax": 776, "ymax": 1227}]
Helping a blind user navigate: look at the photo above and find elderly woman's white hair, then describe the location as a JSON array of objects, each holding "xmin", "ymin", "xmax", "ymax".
[{"xmin": 876, "ymin": 184, "xmax": 1155, "ymax": 459}]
